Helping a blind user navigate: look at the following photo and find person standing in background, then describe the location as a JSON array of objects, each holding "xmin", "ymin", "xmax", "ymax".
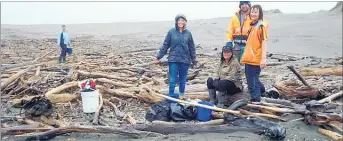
[
  {"xmin": 57, "ymin": 25, "xmax": 71, "ymax": 63},
  {"xmin": 225, "ymin": 1, "xmax": 251, "ymax": 62}
]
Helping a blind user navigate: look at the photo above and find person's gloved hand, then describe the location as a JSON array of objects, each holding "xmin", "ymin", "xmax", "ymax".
[{"xmin": 225, "ymin": 41, "xmax": 233, "ymax": 48}]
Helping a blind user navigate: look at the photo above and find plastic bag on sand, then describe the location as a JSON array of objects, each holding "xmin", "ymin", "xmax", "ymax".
[
  {"xmin": 170, "ymin": 103, "xmax": 196, "ymax": 122},
  {"xmin": 251, "ymin": 118, "xmax": 286, "ymax": 140},
  {"xmin": 224, "ymin": 114, "xmax": 286, "ymax": 140},
  {"xmin": 145, "ymin": 101, "xmax": 171, "ymax": 122}
]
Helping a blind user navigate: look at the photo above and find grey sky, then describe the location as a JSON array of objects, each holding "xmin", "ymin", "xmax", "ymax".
[{"xmin": 1, "ymin": 2, "xmax": 338, "ymax": 25}]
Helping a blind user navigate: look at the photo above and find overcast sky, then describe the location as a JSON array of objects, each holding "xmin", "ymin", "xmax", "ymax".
[{"xmin": 1, "ymin": 2, "xmax": 338, "ymax": 25}]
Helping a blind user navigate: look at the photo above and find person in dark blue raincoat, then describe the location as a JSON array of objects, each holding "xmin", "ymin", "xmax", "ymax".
[{"xmin": 154, "ymin": 14, "xmax": 197, "ymax": 96}]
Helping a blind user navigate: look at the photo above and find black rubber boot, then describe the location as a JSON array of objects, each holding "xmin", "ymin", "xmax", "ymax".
[
  {"xmin": 208, "ymin": 89, "xmax": 217, "ymax": 105},
  {"xmin": 62, "ymin": 56, "xmax": 67, "ymax": 63},
  {"xmin": 58, "ymin": 56, "xmax": 63, "ymax": 64},
  {"xmin": 216, "ymin": 91, "xmax": 226, "ymax": 108}
]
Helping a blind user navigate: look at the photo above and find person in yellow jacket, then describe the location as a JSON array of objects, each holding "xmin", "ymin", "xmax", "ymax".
[
  {"xmin": 241, "ymin": 4, "xmax": 268, "ymax": 102},
  {"xmin": 225, "ymin": 1, "xmax": 251, "ymax": 62}
]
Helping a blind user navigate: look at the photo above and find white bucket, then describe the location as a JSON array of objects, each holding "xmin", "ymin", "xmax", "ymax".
[{"xmin": 80, "ymin": 89, "xmax": 99, "ymax": 113}]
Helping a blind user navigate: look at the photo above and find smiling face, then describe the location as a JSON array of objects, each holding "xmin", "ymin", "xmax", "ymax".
[
  {"xmin": 223, "ymin": 50, "xmax": 233, "ymax": 59},
  {"xmin": 240, "ymin": 3, "xmax": 250, "ymax": 13},
  {"xmin": 177, "ymin": 18, "xmax": 186, "ymax": 29},
  {"xmin": 250, "ymin": 7, "xmax": 259, "ymax": 21}
]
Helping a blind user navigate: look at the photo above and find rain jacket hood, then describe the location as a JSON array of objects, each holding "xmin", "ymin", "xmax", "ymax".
[{"xmin": 175, "ymin": 14, "xmax": 188, "ymax": 30}]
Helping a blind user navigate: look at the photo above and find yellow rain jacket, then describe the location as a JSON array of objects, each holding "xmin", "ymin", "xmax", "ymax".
[{"xmin": 226, "ymin": 9, "xmax": 251, "ymax": 44}]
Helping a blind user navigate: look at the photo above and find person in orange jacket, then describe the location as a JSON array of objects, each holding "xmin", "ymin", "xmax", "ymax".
[
  {"xmin": 225, "ymin": 1, "xmax": 251, "ymax": 62},
  {"xmin": 240, "ymin": 4, "xmax": 268, "ymax": 102}
]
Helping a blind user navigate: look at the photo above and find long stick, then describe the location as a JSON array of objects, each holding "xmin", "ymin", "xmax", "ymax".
[
  {"xmin": 287, "ymin": 65, "xmax": 310, "ymax": 87},
  {"xmin": 317, "ymin": 91, "xmax": 343, "ymax": 104},
  {"xmin": 151, "ymin": 89, "xmax": 239, "ymax": 114},
  {"xmin": 247, "ymin": 104, "xmax": 296, "ymax": 113},
  {"xmin": 92, "ymin": 93, "xmax": 103, "ymax": 125},
  {"xmin": 150, "ymin": 88, "xmax": 286, "ymax": 121}
]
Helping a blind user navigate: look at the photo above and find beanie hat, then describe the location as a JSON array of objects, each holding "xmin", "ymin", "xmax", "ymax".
[{"xmin": 239, "ymin": 1, "xmax": 251, "ymax": 8}]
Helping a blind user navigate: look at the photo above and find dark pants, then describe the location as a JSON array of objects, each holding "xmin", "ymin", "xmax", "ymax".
[
  {"xmin": 245, "ymin": 64, "xmax": 266, "ymax": 102},
  {"xmin": 207, "ymin": 77, "xmax": 241, "ymax": 95},
  {"xmin": 59, "ymin": 44, "xmax": 67, "ymax": 62},
  {"xmin": 169, "ymin": 62, "xmax": 189, "ymax": 95}
]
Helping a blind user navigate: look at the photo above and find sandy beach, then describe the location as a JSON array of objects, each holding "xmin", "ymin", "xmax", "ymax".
[{"xmin": 1, "ymin": 3, "xmax": 342, "ymax": 141}]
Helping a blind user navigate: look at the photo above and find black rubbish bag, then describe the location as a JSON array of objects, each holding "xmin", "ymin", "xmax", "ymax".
[
  {"xmin": 170, "ymin": 103, "xmax": 196, "ymax": 122},
  {"xmin": 145, "ymin": 101, "xmax": 171, "ymax": 122},
  {"xmin": 224, "ymin": 114, "xmax": 286, "ymax": 140},
  {"xmin": 251, "ymin": 118, "xmax": 286, "ymax": 140}
]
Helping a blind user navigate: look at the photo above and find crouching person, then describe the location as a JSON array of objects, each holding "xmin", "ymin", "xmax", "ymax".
[{"xmin": 207, "ymin": 45, "xmax": 243, "ymax": 108}]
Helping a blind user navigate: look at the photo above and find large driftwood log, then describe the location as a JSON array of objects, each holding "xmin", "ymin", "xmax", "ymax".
[
  {"xmin": 138, "ymin": 87, "xmax": 163, "ymax": 103},
  {"xmin": 304, "ymin": 112, "xmax": 343, "ymax": 125},
  {"xmin": 238, "ymin": 109, "xmax": 287, "ymax": 121},
  {"xmin": 96, "ymin": 78, "xmax": 134, "ymax": 88},
  {"xmin": 13, "ymin": 123, "xmax": 262, "ymax": 140},
  {"xmin": 329, "ymin": 121, "xmax": 343, "ymax": 133},
  {"xmin": 1, "ymin": 66, "xmax": 33, "ymax": 90},
  {"xmin": 317, "ymin": 91, "xmax": 343, "ymax": 104},
  {"xmin": 246, "ymin": 104, "xmax": 296, "ymax": 113},
  {"xmin": 77, "ymin": 70, "xmax": 137, "ymax": 82},
  {"xmin": 262, "ymin": 97, "xmax": 295, "ymax": 107},
  {"xmin": 301, "ymin": 66, "xmax": 343, "ymax": 76},
  {"xmin": 97, "ymin": 85, "xmax": 135, "ymax": 98},
  {"xmin": 101, "ymin": 66, "xmax": 165, "ymax": 74},
  {"xmin": 15, "ymin": 126, "xmax": 150, "ymax": 140},
  {"xmin": 132, "ymin": 124, "xmax": 263, "ymax": 135},
  {"xmin": 252, "ymin": 102, "xmax": 294, "ymax": 109},
  {"xmin": 46, "ymin": 93, "xmax": 78, "ymax": 103},
  {"xmin": 2, "ymin": 127, "xmax": 52, "ymax": 136},
  {"xmin": 13, "ymin": 93, "xmax": 77, "ymax": 106},
  {"xmin": 134, "ymin": 60, "xmax": 168, "ymax": 68},
  {"xmin": 183, "ymin": 93, "xmax": 209, "ymax": 101},
  {"xmin": 159, "ymin": 84, "xmax": 208, "ymax": 94},
  {"xmin": 45, "ymin": 81, "xmax": 78, "ymax": 97},
  {"xmin": 16, "ymin": 117, "xmax": 54, "ymax": 129},
  {"xmin": 272, "ymin": 83, "xmax": 320, "ymax": 99},
  {"xmin": 318, "ymin": 128, "xmax": 343, "ymax": 141}
]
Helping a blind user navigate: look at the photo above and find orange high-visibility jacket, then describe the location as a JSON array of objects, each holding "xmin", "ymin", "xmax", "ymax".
[
  {"xmin": 226, "ymin": 9, "xmax": 251, "ymax": 44},
  {"xmin": 226, "ymin": 9, "xmax": 270, "ymax": 45},
  {"xmin": 240, "ymin": 20, "xmax": 268, "ymax": 66}
]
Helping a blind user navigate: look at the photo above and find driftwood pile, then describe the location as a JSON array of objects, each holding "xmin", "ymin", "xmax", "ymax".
[{"xmin": 1, "ymin": 40, "xmax": 343, "ymax": 140}]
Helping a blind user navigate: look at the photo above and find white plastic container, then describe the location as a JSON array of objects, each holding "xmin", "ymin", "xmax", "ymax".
[{"xmin": 80, "ymin": 89, "xmax": 99, "ymax": 113}]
